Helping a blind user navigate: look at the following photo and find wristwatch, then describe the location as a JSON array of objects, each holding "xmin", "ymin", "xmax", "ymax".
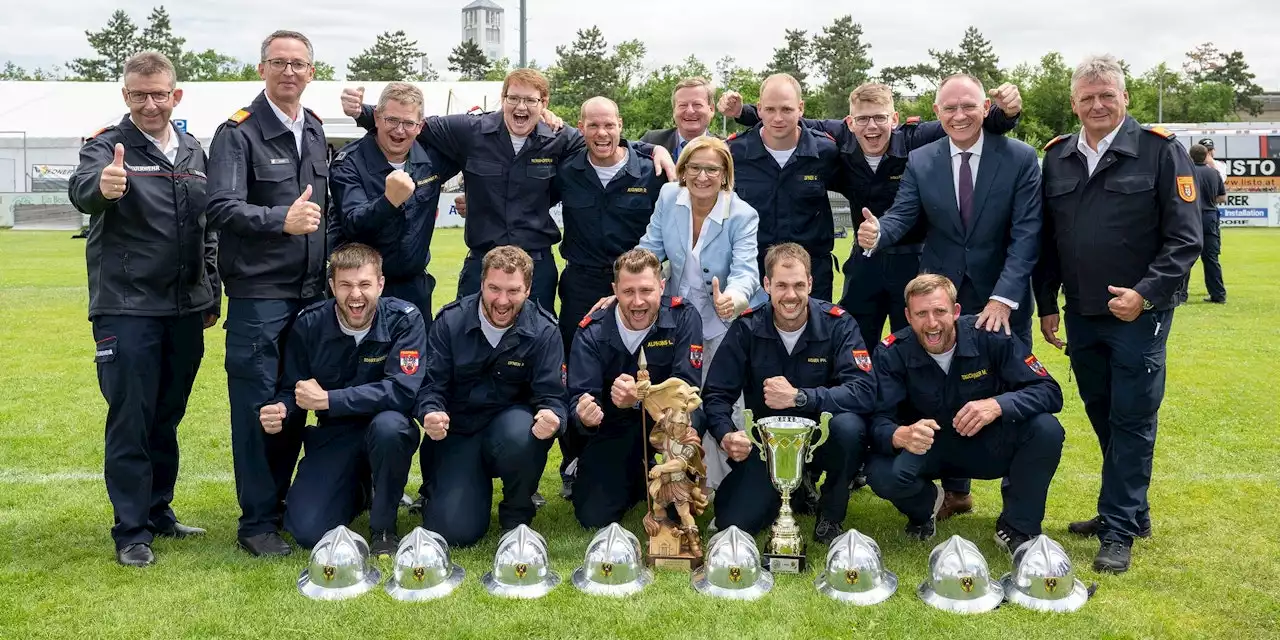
[
  {"xmin": 794, "ymin": 389, "xmax": 808, "ymax": 408},
  {"xmin": 1142, "ymin": 297, "xmax": 1154, "ymax": 311}
]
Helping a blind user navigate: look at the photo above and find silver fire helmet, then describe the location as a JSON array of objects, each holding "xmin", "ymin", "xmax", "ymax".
[
  {"xmin": 296, "ymin": 525, "xmax": 382, "ymax": 601},
  {"xmin": 814, "ymin": 529, "xmax": 898, "ymax": 605},
  {"xmin": 571, "ymin": 523, "xmax": 653, "ymax": 597},
  {"xmin": 481, "ymin": 524, "xmax": 560, "ymax": 599},
  {"xmin": 1000, "ymin": 535, "xmax": 1090, "ymax": 612},
  {"xmin": 917, "ymin": 535, "xmax": 1004, "ymax": 613},
  {"xmin": 691, "ymin": 525, "xmax": 773, "ymax": 600},
  {"xmin": 385, "ymin": 527, "xmax": 465, "ymax": 602}
]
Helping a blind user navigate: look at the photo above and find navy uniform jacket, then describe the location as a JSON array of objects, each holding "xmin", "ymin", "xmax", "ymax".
[
  {"xmin": 329, "ymin": 134, "xmax": 460, "ymax": 280},
  {"xmin": 567, "ymin": 296, "xmax": 703, "ymax": 435},
  {"xmin": 734, "ymin": 106, "xmax": 1021, "ymax": 248},
  {"xmin": 68, "ymin": 115, "xmax": 220, "ymax": 320},
  {"xmin": 703, "ymin": 299, "xmax": 878, "ymax": 442},
  {"xmin": 555, "ymin": 142, "xmax": 666, "ymax": 270},
  {"xmin": 275, "ymin": 296, "xmax": 427, "ymax": 428},
  {"xmin": 728, "ymin": 125, "xmax": 841, "ymax": 254},
  {"xmin": 869, "ymin": 317, "xmax": 1063, "ymax": 455},
  {"xmin": 207, "ymin": 91, "xmax": 329, "ymax": 300},
  {"xmin": 356, "ymin": 107, "xmax": 586, "ymax": 253},
  {"xmin": 1033, "ymin": 117, "xmax": 1202, "ymax": 316},
  {"xmin": 415, "ymin": 294, "xmax": 567, "ymax": 435}
]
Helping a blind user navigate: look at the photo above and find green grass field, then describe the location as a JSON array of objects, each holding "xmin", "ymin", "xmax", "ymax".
[{"xmin": 1, "ymin": 228, "xmax": 1278, "ymax": 639}]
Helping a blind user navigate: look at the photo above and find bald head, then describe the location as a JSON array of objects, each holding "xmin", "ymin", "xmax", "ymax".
[{"xmin": 578, "ymin": 96, "xmax": 625, "ymax": 166}]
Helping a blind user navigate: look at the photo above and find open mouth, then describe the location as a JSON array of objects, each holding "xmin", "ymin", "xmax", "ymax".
[
  {"xmin": 627, "ymin": 308, "xmax": 649, "ymax": 325},
  {"xmin": 592, "ymin": 139, "xmax": 614, "ymax": 154},
  {"xmin": 950, "ymin": 120, "xmax": 973, "ymax": 133},
  {"xmin": 347, "ymin": 300, "xmax": 367, "ymax": 321},
  {"xmin": 512, "ymin": 112, "xmax": 530, "ymax": 127},
  {"xmin": 491, "ymin": 305, "xmax": 513, "ymax": 324},
  {"xmin": 778, "ymin": 300, "xmax": 802, "ymax": 314},
  {"xmin": 925, "ymin": 330, "xmax": 942, "ymax": 347}
]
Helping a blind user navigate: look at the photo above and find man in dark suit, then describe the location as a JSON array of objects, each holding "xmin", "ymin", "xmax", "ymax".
[
  {"xmin": 857, "ymin": 73, "xmax": 1042, "ymax": 349},
  {"xmin": 640, "ymin": 77, "xmax": 720, "ymax": 158}
]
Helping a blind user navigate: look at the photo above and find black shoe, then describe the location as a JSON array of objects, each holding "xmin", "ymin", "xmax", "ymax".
[
  {"xmin": 369, "ymin": 529, "xmax": 399, "ymax": 558},
  {"xmin": 813, "ymin": 518, "xmax": 843, "ymax": 545},
  {"xmin": 407, "ymin": 495, "xmax": 425, "ymax": 515},
  {"xmin": 117, "ymin": 543, "xmax": 155, "ymax": 567},
  {"xmin": 1203, "ymin": 296, "xmax": 1226, "ymax": 304},
  {"xmin": 531, "ymin": 491, "xmax": 547, "ymax": 510},
  {"xmin": 904, "ymin": 518, "xmax": 936, "ymax": 541},
  {"xmin": 1093, "ymin": 540, "xmax": 1132, "ymax": 573},
  {"xmin": 1067, "ymin": 515, "xmax": 1152, "ymax": 539},
  {"xmin": 849, "ymin": 473, "xmax": 868, "ymax": 491},
  {"xmin": 238, "ymin": 531, "xmax": 292, "ymax": 557},
  {"xmin": 155, "ymin": 522, "xmax": 206, "ymax": 539},
  {"xmin": 993, "ymin": 519, "xmax": 1033, "ymax": 556},
  {"xmin": 794, "ymin": 472, "xmax": 821, "ymax": 516},
  {"xmin": 560, "ymin": 475, "xmax": 574, "ymax": 500}
]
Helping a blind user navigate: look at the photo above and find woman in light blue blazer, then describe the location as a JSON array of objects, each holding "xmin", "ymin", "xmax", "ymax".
[{"xmin": 637, "ymin": 135, "xmax": 760, "ymax": 491}]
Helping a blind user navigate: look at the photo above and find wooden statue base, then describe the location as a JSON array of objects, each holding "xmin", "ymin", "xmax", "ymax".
[
  {"xmin": 764, "ymin": 552, "xmax": 807, "ymax": 574},
  {"xmin": 646, "ymin": 525, "xmax": 703, "ymax": 571}
]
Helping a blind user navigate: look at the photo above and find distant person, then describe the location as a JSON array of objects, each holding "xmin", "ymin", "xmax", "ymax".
[{"xmin": 1189, "ymin": 143, "xmax": 1228, "ymax": 303}]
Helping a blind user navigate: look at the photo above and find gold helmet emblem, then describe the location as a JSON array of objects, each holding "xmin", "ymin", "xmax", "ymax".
[
  {"xmin": 844, "ymin": 569, "xmax": 860, "ymax": 585},
  {"xmin": 960, "ymin": 577, "xmax": 975, "ymax": 592},
  {"xmin": 412, "ymin": 566, "xmax": 426, "ymax": 582},
  {"xmin": 728, "ymin": 566, "xmax": 742, "ymax": 583},
  {"xmin": 515, "ymin": 563, "xmax": 529, "ymax": 579},
  {"xmin": 601, "ymin": 562, "xmax": 613, "ymax": 577},
  {"xmin": 322, "ymin": 565, "xmax": 336, "ymax": 582},
  {"xmin": 1044, "ymin": 577, "xmax": 1059, "ymax": 593}
]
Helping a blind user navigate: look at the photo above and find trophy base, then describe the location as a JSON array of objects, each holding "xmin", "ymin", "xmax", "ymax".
[
  {"xmin": 647, "ymin": 525, "xmax": 703, "ymax": 572},
  {"xmin": 764, "ymin": 552, "xmax": 807, "ymax": 574}
]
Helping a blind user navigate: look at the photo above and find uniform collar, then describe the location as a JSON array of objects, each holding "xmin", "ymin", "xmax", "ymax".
[
  {"xmin": 898, "ymin": 316, "xmax": 981, "ymax": 365},
  {"xmin": 567, "ymin": 139, "xmax": 645, "ymax": 179},
  {"xmin": 744, "ymin": 124, "xmax": 819, "ymax": 160},
  {"xmin": 115, "ymin": 115, "xmax": 191, "ymax": 165},
  {"xmin": 602, "ymin": 299, "xmax": 677, "ymax": 349},
  {"xmin": 356, "ymin": 133, "xmax": 432, "ymax": 171},
  {"xmin": 1060, "ymin": 115, "xmax": 1140, "ymax": 160}
]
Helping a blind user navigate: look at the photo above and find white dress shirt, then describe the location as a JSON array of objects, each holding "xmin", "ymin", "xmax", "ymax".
[
  {"xmin": 1077, "ymin": 122, "xmax": 1124, "ymax": 175},
  {"xmin": 948, "ymin": 133, "xmax": 1016, "ymax": 310},
  {"xmin": 135, "ymin": 121, "xmax": 179, "ymax": 165},
  {"xmin": 266, "ymin": 97, "xmax": 305, "ymax": 157},
  {"xmin": 677, "ymin": 188, "xmax": 732, "ymax": 341}
]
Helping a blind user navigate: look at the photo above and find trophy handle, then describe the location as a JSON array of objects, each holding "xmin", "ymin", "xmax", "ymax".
[
  {"xmin": 741, "ymin": 409, "xmax": 766, "ymax": 462},
  {"xmin": 806, "ymin": 412, "xmax": 832, "ymax": 464}
]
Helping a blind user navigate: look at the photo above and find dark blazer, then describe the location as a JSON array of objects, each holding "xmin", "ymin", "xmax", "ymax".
[
  {"xmin": 877, "ymin": 133, "xmax": 1043, "ymax": 305},
  {"xmin": 639, "ymin": 128, "xmax": 722, "ymax": 157}
]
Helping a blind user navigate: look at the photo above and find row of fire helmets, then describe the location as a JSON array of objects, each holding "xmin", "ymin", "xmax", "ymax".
[
  {"xmin": 572, "ymin": 523, "xmax": 654, "ymax": 597},
  {"xmin": 692, "ymin": 526, "xmax": 775, "ymax": 600},
  {"xmin": 482, "ymin": 524, "xmax": 561, "ymax": 599},
  {"xmin": 815, "ymin": 529, "xmax": 898, "ymax": 605},
  {"xmin": 918, "ymin": 534, "xmax": 1089, "ymax": 613},
  {"xmin": 297, "ymin": 525, "xmax": 466, "ymax": 602}
]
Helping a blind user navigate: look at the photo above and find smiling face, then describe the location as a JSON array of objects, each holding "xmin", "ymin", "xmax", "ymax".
[
  {"xmin": 578, "ymin": 98, "xmax": 623, "ymax": 165},
  {"xmin": 503, "ymin": 80, "xmax": 544, "ymax": 138},
  {"xmin": 1071, "ymin": 76, "xmax": 1128, "ymax": 144},
  {"xmin": 906, "ymin": 288, "xmax": 961, "ymax": 355},
  {"xmin": 258, "ymin": 36, "xmax": 313, "ymax": 105},
  {"xmin": 122, "ymin": 72, "xmax": 181, "ymax": 139},
  {"xmin": 481, "ymin": 267, "xmax": 529, "ymax": 329},
  {"xmin": 848, "ymin": 100, "xmax": 897, "ymax": 157},
  {"xmin": 331, "ymin": 263, "xmax": 383, "ymax": 331},
  {"xmin": 612, "ymin": 267, "xmax": 663, "ymax": 331},
  {"xmin": 681, "ymin": 147, "xmax": 727, "ymax": 200},
  {"xmin": 757, "ymin": 78, "xmax": 803, "ymax": 150},
  {"xmin": 933, "ymin": 76, "xmax": 988, "ymax": 149},
  {"xmin": 765, "ymin": 260, "xmax": 811, "ymax": 331},
  {"xmin": 375, "ymin": 99, "xmax": 422, "ymax": 159},
  {"xmin": 672, "ymin": 85, "xmax": 713, "ymax": 141}
]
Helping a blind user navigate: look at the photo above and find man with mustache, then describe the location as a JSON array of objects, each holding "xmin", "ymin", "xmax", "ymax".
[
  {"xmin": 703, "ymin": 243, "xmax": 876, "ymax": 545},
  {"xmin": 567, "ymin": 248, "xmax": 703, "ymax": 528},
  {"xmin": 414, "ymin": 246, "xmax": 567, "ymax": 547},
  {"xmin": 865, "ymin": 274, "xmax": 1063, "ymax": 554},
  {"xmin": 258, "ymin": 243, "xmax": 425, "ymax": 558}
]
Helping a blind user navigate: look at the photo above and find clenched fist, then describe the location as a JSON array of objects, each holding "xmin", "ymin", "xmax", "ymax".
[
  {"xmin": 340, "ymin": 86, "xmax": 365, "ymax": 118},
  {"xmin": 720, "ymin": 430, "xmax": 752, "ymax": 462},
  {"xmin": 532, "ymin": 409, "xmax": 560, "ymax": 440},
  {"xmin": 99, "ymin": 143, "xmax": 128, "ymax": 200},
  {"xmin": 610, "ymin": 373, "xmax": 640, "ymax": 408},
  {"xmin": 294, "ymin": 378, "xmax": 328, "ymax": 411},
  {"xmin": 421, "ymin": 411, "xmax": 450, "ymax": 441},
  {"xmin": 577, "ymin": 393, "xmax": 604, "ymax": 428},
  {"xmin": 385, "ymin": 170, "xmax": 415, "ymax": 206},
  {"xmin": 259, "ymin": 402, "xmax": 287, "ymax": 434},
  {"xmin": 892, "ymin": 419, "xmax": 940, "ymax": 455},
  {"xmin": 763, "ymin": 376, "xmax": 799, "ymax": 410},
  {"xmin": 717, "ymin": 91, "xmax": 744, "ymax": 118}
]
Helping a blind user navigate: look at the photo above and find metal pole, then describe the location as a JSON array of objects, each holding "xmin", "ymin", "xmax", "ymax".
[
  {"xmin": 1157, "ymin": 70, "xmax": 1165, "ymax": 124},
  {"xmin": 519, "ymin": 0, "xmax": 527, "ymax": 68}
]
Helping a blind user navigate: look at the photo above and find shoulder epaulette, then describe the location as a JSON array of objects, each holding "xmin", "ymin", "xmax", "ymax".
[
  {"xmin": 578, "ymin": 313, "xmax": 594, "ymax": 328},
  {"xmin": 87, "ymin": 126, "xmax": 114, "ymax": 139},
  {"xmin": 533, "ymin": 304, "xmax": 558, "ymax": 326},
  {"xmin": 1042, "ymin": 134, "xmax": 1070, "ymax": 152},
  {"xmin": 304, "ymin": 107, "xmax": 322, "ymax": 124},
  {"xmin": 437, "ymin": 298, "xmax": 464, "ymax": 315},
  {"xmin": 825, "ymin": 303, "xmax": 847, "ymax": 318},
  {"xmin": 904, "ymin": 116, "xmax": 922, "ymax": 125},
  {"xmin": 668, "ymin": 296, "xmax": 684, "ymax": 308},
  {"xmin": 740, "ymin": 301, "xmax": 768, "ymax": 318},
  {"xmin": 1142, "ymin": 125, "xmax": 1176, "ymax": 140},
  {"xmin": 726, "ymin": 132, "xmax": 740, "ymax": 141},
  {"xmin": 880, "ymin": 333, "xmax": 897, "ymax": 348},
  {"xmin": 228, "ymin": 109, "xmax": 251, "ymax": 124},
  {"xmin": 298, "ymin": 298, "xmax": 330, "ymax": 317}
]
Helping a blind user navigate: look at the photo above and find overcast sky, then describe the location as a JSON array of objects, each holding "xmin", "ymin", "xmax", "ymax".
[{"xmin": 3, "ymin": 0, "xmax": 1277, "ymax": 88}]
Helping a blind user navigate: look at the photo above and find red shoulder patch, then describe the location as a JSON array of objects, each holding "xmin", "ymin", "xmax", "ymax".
[
  {"xmin": 578, "ymin": 313, "xmax": 593, "ymax": 328},
  {"xmin": 739, "ymin": 306, "xmax": 754, "ymax": 316},
  {"xmin": 399, "ymin": 350, "xmax": 420, "ymax": 375},
  {"xmin": 880, "ymin": 334, "xmax": 897, "ymax": 348},
  {"xmin": 670, "ymin": 296, "xmax": 683, "ymax": 307},
  {"xmin": 1024, "ymin": 355, "xmax": 1048, "ymax": 377},
  {"xmin": 905, "ymin": 116, "xmax": 922, "ymax": 124},
  {"xmin": 305, "ymin": 107, "xmax": 323, "ymax": 124},
  {"xmin": 727, "ymin": 132, "xmax": 739, "ymax": 141},
  {"xmin": 828, "ymin": 305, "xmax": 847, "ymax": 317},
  {"xmin": 852, "ymin": 349, "xmax": 872, "ymax": 372}
]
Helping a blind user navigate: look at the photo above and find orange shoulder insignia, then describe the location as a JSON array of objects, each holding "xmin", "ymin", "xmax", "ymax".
[
  {"xmin": 739, "ymin": 306, "xmax": 754, "ymax": 317},
  {"xmin": 1042, "ymin": 134, "xmax": 1070, "ymax": 152},
  {"xmin": 578, "ymin": 313, "xmax": 594, "ymax": 329},
  {"xmin": 1143, "ymin": 125, "xmax": 1175, "ymax": 140},
  {"xmin": 727, "ymin": 132, "xmax": 739, "ymax": 141},
  {"xmin": 305, "ymin": 107, "xmax": 322, "ymax": 124},
  {"xmin": 880, "ymin": 334, "xmax": 897, "ymax": 348},
  {"xmin": 228, "ymin": 109, "xmax": 251, "ymax": 124},
  {"xmin": 905, "ymin": 116, "xmax": 922, "ymax": 125},
  {"xmin": 669, "ymin": 296, "xmax": 684, "ymax": 307},
  {"xmin": 827, "ymin": 305, "xmax": 847, "ymax": 317},
  {"xmin": 87, "ymin": 126, "xmax": 110, "ymax": 139}
]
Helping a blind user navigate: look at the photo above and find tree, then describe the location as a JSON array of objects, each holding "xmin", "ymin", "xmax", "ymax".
[
  {"xmin": 612, "ymin": 39, "xmax": 647, "ymax": 93},
  {"xmin": 0, "ymin": 61, "xmax": 63, "ymax": 81},
  {"xmin": 448, "ymin": 40, "xmax": 490, "ymax": 81},
  {"xmin": 68, "ymin": 10, "xmax": 138, "ymax": 80},
  {"xmin": 1129, "ymin": 64, "xmax": 1234, "ymax": 124},
  {"xmin": 137, "ymin": 6, "xmax": 185, "ymax": 74},
  {"xmin": 347, "ymin": 30, "xmax": 425, "ymax": 81},
  {"xmin": 547, "ymin": 26, "xmax": 620, "ymax": 115},
  {"xmin": 1003, "ymin": 52, "xmax": 1075, "ymax": 148},
  {"xmin": 812, "ymin": 16, "xmax": 874, "ymax": 119},
  {"xmin": 483, "ymin": 57, "xmax": 511, "ymax": 81},
  {"xmin": 714, "ymin": 56, "xmax": 764, "ymax": 136},
  {"xmin": 879, "ymin": 26, "xmax": 1003, "ymax": 96},
  {"xmin": 1184, "ymin": 43, "xmax": 1263, "ymax": 116},
  {"xmin": 764, "ymin": 29, "xmax": 813, "ymax": 92}
]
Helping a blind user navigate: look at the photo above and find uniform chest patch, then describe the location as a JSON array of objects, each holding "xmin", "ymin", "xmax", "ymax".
[
  {"xmin": 362, "ymin": 355, "xmax": 387, "ymax": 363},
  {"xmin": 852, "ymin": 349, "xmax": 871, "ymax": 372},
  {"xmin": 269, "ymin": 158, "xmax": 291, "ymax": 165},
  {"xmin": 689, "ymin": 344, "xmax": 704, "ymax": 369},
  {"xmin": 1024, "ymin": 355, "xmax": 1048, "ymax": 377},
  {"xmin": 960, "ymin": 368, "xmax": 988, "ymax": 381}
]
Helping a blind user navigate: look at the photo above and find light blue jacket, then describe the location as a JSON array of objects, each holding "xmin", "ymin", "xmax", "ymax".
[{"xmin": 638, "ymin": 182, "xmax": 763, "ymax": 309}]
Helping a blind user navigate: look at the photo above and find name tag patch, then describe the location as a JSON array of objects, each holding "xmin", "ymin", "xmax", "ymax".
[
  {"xmin": 269, "ymin": 158, "xmax": 291, "ymax": 165},
  {"xmin": 960, "ymin": 368, "xmax": 988, "ymax": 381},
  {"xmin": 362, "ymin": 355, "xmax": 387, "ymax": 363}
]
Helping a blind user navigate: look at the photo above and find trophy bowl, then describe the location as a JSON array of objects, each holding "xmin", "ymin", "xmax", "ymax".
[{"xmin": 743, "ymin": 411, "xmax": 830, "ymax": 573}]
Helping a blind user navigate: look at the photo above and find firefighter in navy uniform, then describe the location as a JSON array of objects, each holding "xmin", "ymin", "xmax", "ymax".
[
  {"xmin": 865, "ymin": 274, "xmax": 1064, "ymax": 553},
  {"xmin": 1033, "ymin": 55, "xmax": 1202, "ymax": 573},
  {"xmin": 68, "ymin": 51, "xmax": 218, "ymax": 568},
  {"xmin": 258, "ymin": 244, "xmax": 425, "ymax": 557},
  {"xmin": 703, "ymin": 244, "xmax": 876, "ymax": 544},
  {"xmin": 414, "ymin": 247, "xmax": 568, "ymax": 547},
  {"xmin": 206, "ymin": 30, "xmax": 329, "ymax": 558},
  {"xmin": 567, "ymin": 249, "xmax": 703, "ymax": 528}
]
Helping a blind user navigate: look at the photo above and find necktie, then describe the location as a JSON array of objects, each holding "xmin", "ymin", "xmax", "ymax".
[
  {"xmin": 676, "ymin": 139, "xmax": 686, "ymax": 159},
  {"xmin": 958, "ymin": 151, "xmax": 974, "ymax": 230}
]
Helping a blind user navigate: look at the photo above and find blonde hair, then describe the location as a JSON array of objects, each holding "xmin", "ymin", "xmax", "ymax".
[
  {"xmin": 675, "ymin": 136, "xmax": 735, "ymax": 192},
  {"xmin": 764, "ymin": 243, "xmax": 811, "ymax": 278},
  {"xmin": 849, "ymin": 83, "xmax": 894, "ymax": 111},
  {"xmin": 614, "ymin": 248, "xmax": 662, "ymax": 281},
  {"xmin": 376, "ymin": 82, "xmax": 425, "ymax": 116},
  {"xmin": 671, "ymin": 77, "xmax": 715, "ymax": 106},
  {"xmin": 328, "ymin": 242, "xmax": 383, "ymax": 279},
  {"xmin": 903, "ymin": 273, "xmax": 957, "ymax": 305},
  {"xmin": 482, "ymin": 245, "xmax": 534, "ymax": 288}
]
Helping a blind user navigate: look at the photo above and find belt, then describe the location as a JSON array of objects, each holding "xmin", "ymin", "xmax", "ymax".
[{"xmin": 881, "ymin": 243, "xmax": 924, "ymax": 255}]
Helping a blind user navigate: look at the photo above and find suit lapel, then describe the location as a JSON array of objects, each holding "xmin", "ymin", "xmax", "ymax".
[
  {"xmin": 936, "ymin": 142, "xmax": 964, "ymax": 237},
  {"xmin": 967, "ymin": 139, "xmax": 1002, "ymax": 240}
]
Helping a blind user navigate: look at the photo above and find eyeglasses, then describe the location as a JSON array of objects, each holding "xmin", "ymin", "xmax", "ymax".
[
  {"xmin": 503, "ymin": 95, "xmax": 542, "ymax": 107},
  {"xmin": 852, "ymin": 114, "xmax": 891, "ymax": 126},
  {"xmin": 379, "ymin": 116, "xmax": 423, "ymax": 132},
  {"xmin": 686, "ymin": 164, "xmax": 723, "ymax": 178},
  {"xmin": 939, "ymin": 104, "xmax": 982, "ymax": 116},
  {"xmin": 263, "ymin": 59, "xmax": 313, "ymax": 74},
  {"xmin": 126, "ymin": 91, "xmax": 173, "ymax": 104}
]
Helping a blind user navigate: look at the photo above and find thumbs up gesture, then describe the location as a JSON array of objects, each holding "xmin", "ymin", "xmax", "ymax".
[
  {"xmin": 340, "ymin": 86, "xmax": 365, "ymax": 118},
  {"xmin": 385, "ymin": 170, "xmax": 415, "ymax": 206},
  {"xmin": 99, "ymin": 143, "xmax": 128, "ymax": 200},
  {"xmin": 856, "ymin": 207, "xmax": 880, "ymax": 251},
  {"xmin": 284, "ymin": 184, "xmax": 321, "ymax": 235},
  {"xmin": 712, "ymin": 276, "xmax": 737, "ymax": 319}
]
